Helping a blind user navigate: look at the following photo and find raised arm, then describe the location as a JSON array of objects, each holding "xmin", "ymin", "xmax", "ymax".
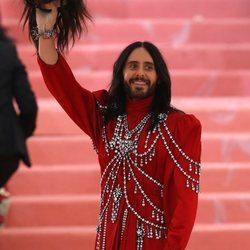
[
  {"xmin": 22, "ymin": 0, "xmax": 92, "ymax": 61},
  {"xmin": 30, "ymin": 1, "xmax": 105, "ymax": 147},
  {"xmin": 36, "ymin": 2, "xmax": 59, "ymax": 64}
]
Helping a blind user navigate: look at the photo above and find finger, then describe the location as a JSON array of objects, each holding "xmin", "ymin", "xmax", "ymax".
[
  {"xmin": 38, "ymin": 2, "xmax": 58, "ymax": 12},
  {"xmin": 36, "ymin": 7, "xmax": 49, "ymax": 17},
  {"xmin": 36, "ymin": 3, "xmax": 58, "ymax": 16}
]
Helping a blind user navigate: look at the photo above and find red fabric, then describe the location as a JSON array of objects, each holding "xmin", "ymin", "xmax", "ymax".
[{"xmin": 38, "ymin": 54, "xmax": 202, "ymax": 250}]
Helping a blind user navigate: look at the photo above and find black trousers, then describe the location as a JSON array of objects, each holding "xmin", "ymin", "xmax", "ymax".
[{"xmin": 0, "ymin": 155, "xmax": 19, "ymax": 187}]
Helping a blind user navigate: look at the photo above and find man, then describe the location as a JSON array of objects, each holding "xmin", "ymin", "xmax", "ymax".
[
  {"xmin": 0, "ymin": 24, "xmax": 38, "ymax": 224},
  {"xmin": 32, "ymin": 2, "xmax": 202, "ymax": 249}
]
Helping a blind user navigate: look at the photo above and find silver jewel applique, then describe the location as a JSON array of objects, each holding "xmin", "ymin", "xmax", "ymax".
[
  {"xmin": 158, "ymin": 113, "xmax": 167, "ymax": 122},
  {"xmin": 96, "ymin": 109, "xmax": 201, "ymax": 249},
  {"xmin": 116, "ymin": 138, "xmax": 135, "ymax": 157},
  {"xmin": 136, "ymin": 222, "xmax": 146, "ymax": 250},
  {"xmin": 111, "ymin": 185, "xmax": 123, "ymax": 223}
]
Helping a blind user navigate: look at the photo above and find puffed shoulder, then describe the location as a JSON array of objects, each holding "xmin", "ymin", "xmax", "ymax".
[
  {"xmin": 92, "ymin": 89, "xmax": 109, "ymax": 105},
  {"xmin": 166, "ymin": 112, "xmax": 202, "ymax": 157},
  {"xmin": 168, "ymin": 111, "xmax": 202, "ymax": 136}
]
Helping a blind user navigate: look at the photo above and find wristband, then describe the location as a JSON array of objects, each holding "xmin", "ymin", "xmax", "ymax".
[{"xmin": 31, "ymin": 27, "xmax": 57, "ymax": 40}]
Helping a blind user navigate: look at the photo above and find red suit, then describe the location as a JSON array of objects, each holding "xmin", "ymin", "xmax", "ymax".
[{"xmin": 38, "ymin": 54, "xmax": 202, "ymax": 250}]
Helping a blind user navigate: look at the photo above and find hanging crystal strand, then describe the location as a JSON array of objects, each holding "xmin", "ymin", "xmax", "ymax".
[
  {"xmin": 160, "ymin": 189, "xmax": 164, "ymax": 198},
  {"xmin": 134, "ymin": 155, "xmax": 138, "ymax": 167},
  {"xmin": 147, "ymin": 225, "xmax": 153, "ymax": 238},
  {"xmin": 152, "ymin": 210, "xmax": 155, "ymax": 218},
  {"xmin": 101, "ymin": 209, "xmax": 108, "ymax": 250},
  {"xmin": 134, "ymin": 184, "xmax": 138, "ymax": 194},
  {"xmin": 161, "ymin": 215, "xmax": 164, "ymax": 224},
  {"xmin": 142, "ymin": 198, "xmax": 145, "ymax": 207},
  {"xmin": 155, "ymin": 228, "xmax": 159, "ymax": 239},
  {"xmin": 158, "ymin": 229, "xmax": 162, "ymax": 239},
  {"xmin": 145, "ymin": 130, "xmax": 151, "ymax": 148},
  {"xmin": 196, "ymin": 183, "xmax": 200, "ymax": 193},
  {"xmin": 120, "ymin": 208, "xmax": 129, "ymax": 240},
  {"xmin": 140, "ymin": 158, "xmax": 144, "ymax": 167},
  {"xmin": 136, "ymin": 221, "xmax": 145, "ymax": 250},
  {"xmin": 195, "ymin": 165, "xmax": 199, "ymax": 175},
  {"xmin": 149, "ymin": 150, "xmax": 153, "ymax": 162},
  {"xmin": 198, "ymin": 164, "xmax": 202, "ymax": 175},
  {"xmin": 186, "ymin": 178, "xmax": 190, "ymax": 188},
  {"xmin": 191, "ymin": 181, "xmax": 195, "ymax": 192},
  {"xmin": 152, "ymin": 124, "xmax": 157, "ymax": 134},
  {"xmin": 152, "ymin": 147, "xmax": 156, "ymax": 158},
  {"xmin": 156, "ymin": 213, "xmax": 160, "ymax": 222},
  {"xmin": 189, "ymin": 163, "xmax": 192, "ymax": 172},
  {"xmin": 96, "ymin": 222, "xmax": 102, "ymax": 250},
  {"xmin": 102, "ymin": 125, "xmax": 110, "ymax": 156},
  {"xmin": 128, "ymin": 172, "xmax": 131, "ymax": 181}
]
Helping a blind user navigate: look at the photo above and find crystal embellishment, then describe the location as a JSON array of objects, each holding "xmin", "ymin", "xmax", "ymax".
[{"xmin": 111, "ymin": 185, "xmax": 123, "ymax": 223}]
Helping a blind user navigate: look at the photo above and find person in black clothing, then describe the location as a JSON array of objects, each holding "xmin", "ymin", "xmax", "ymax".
[{"xmin": 0, "ymin": 24, "xmax": 38, "ymax": 223}]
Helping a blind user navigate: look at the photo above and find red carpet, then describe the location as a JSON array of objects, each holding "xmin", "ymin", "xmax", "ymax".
[{"xmin": 0, "ymin": 0, "xmax": 250, "ymax": 249}]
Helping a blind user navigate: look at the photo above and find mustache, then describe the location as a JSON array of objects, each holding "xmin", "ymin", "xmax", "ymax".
[{"xmin": 129, "ymin": 76, "xmax": 150, "ymax": 85}]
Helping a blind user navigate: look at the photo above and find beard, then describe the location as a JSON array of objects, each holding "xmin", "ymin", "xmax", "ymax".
[{"xmin": 123, "ymin": 76, "xmax": 156, "ymax": 99}]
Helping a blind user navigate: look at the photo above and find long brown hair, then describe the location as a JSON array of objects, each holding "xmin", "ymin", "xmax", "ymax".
[
  {"xmin": 21, "ymin": 0, "xmax": 92, "ymax": 51},
  {"xmin": 104, "ymin": 41, "xmax": 177, "ymax": 130}
]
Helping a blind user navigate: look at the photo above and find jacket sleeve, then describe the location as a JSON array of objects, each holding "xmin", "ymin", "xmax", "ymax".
[
  {"xmin": 37, "ymin": 53, "xmax": 104, "ymax": 146},
  {"xmin": 12, "ymin": 47, "xmax": 38, "ymax": 138},
  {"xmin": 163, "ymin": 114, "xmax": 202, "ymax": 250}
]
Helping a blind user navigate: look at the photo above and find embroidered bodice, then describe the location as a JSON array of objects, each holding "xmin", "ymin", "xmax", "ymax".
[{"xmin": 95, "ymin": 97, "xmax": 200, "ymax": 250}]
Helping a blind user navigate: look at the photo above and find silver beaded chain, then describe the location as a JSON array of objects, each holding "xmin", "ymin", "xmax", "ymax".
[{"xmin": 95, "ymin": 111, "xmax": 201, "ymax": 249}]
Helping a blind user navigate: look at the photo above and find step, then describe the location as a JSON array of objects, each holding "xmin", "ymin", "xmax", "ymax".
[
  {"xmin": 7, "ymin": 163, "xmax": 250, "ymax": 196},
  {"xmin": 187, "ymin": 223, "xmax": 250, "ymax": 250},
  {"xmin": 26, "ymin": 132, "xmax": 250, "ymax": 165},
  {"xmin": 27, "ymin": 135, "xmax": 97, "ymax": 165},
  {"xmin": 29, "ymin": 70, "xmax": 250, "ymax": 98},
  {"xmin": 5, "ymin": 195, "xmax": 100, "ymax": 227},
  {"xmin": 201, "ymin": 133, "xmax": 250, "ymax": 162},
  {"xmin": 196, "ymin": 193, "xmax": 250, "ymax": 224},
  {"xmin": 0, "ymin": 224, "xmax": 249, "ymax": 250},
  {"xmin": 90, "ymin": 0, "xmax": 250, "ymax": 19},
  {"xmin": 8, "ymin": 165, "xmax": 101, "ymax": 196},
  {"xmin": 0, "ymin": 226, "xmax": 96, "ymax": 250},
  {"xmin": 1, "ymin": 0, "xmax": 250, "ymax": 20},
  {"xmin": 201, "ymin": 163, "xmax": 250, "ymax": 193},
  {"xmin": 4, "ymin": 193, "xmax": 250, "ymax": 227},
  {"xmin": 174, "ymin": 97, "xmax": 250, "ymax": 133},
  {"xmin": 17, "ymin": 44, "xmax": 250, "ymax": 71},
  {"xmin": 5, "ymin": 18, "xmax": 250, "ymax": 45},
  {"xmin": 35, "ymin": 98, "xmax": 250, "ymax": 135}
]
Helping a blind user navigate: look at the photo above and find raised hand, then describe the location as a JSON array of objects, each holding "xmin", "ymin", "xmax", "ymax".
[
  {"xmin": 36, "ymin": 2, "xmax": 59, "ymax": 31},
  {"xmin": 22, "ymin": 0, "xmax": 92, "ymax": 52}
]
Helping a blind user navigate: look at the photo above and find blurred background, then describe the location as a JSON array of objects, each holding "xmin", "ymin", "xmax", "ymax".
[{"xmin": 0, "ymin": 0, "xmax": 250, "ymax": 249}]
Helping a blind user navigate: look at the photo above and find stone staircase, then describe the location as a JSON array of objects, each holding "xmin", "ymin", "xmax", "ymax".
[{"xmin": 0, "ymin": 0, "xmax": 250, "ymax": 249}]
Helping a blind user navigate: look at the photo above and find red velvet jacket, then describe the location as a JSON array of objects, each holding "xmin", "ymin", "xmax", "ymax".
[{"xmin": 38, "ymin": 54, "xmax": 202, "ymax": 250}]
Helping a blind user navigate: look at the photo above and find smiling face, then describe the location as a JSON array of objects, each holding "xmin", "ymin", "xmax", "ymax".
[{"xmin": 123, "ymin": 47, "xmax": 158, "ymax": 99}]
